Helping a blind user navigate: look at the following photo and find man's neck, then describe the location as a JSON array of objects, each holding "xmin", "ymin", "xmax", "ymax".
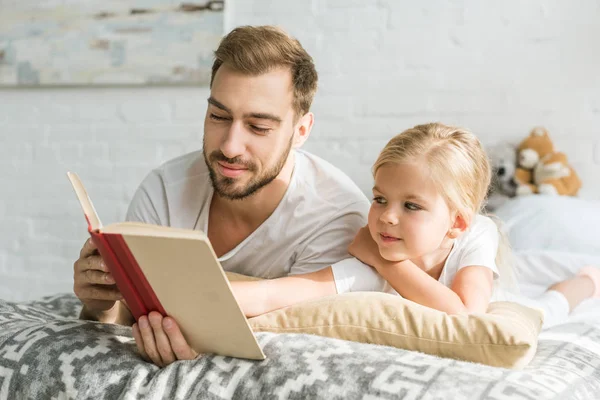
[{"xmin": 211, "ymin": 152, "xmax": 296, "ymax": 227}]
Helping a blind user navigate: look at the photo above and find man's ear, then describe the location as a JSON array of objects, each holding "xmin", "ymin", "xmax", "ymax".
[
  {"xmin": 448, "ymin": 213, "xmax": 469, "ymax": 239},
  {"xmin": 293, "ymin": 112, "xmax": 314, "ymax": 148}
]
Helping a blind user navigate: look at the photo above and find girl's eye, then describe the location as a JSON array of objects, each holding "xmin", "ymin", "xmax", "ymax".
[
  {"xmin": 372, "ymin": 196, "xmax": 387, "ymax": 205},
  {"xmin": 250, "ymin": 125, "xmax": 270, "ymax": 134},
  {"xmin": 404, "ymin": 202, "xmax": 421, "ymax": 211},
  {"xmin": 210, "ymin": 113, "xmax": 227, "ymax": 121}
]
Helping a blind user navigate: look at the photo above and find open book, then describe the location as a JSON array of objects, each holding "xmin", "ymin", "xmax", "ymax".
[{"xmin": 67, "ymin": 172, "xmax": 266, "ymax": 361}]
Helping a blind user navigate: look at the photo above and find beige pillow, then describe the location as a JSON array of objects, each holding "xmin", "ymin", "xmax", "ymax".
[{"xmin": 226, "ymin": 272, "xmax": 543, "ymax": 369}]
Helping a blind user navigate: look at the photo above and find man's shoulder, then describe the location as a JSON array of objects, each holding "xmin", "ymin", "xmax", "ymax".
[
  {"xmin": 293, "ymin": 149, "xmax": 370, "ymax": 211},
  {"xmin": 152, "ymin": 150, "xmax": 208, "ymax": 183},
  {"xmin": 128, "ymin": 150, "xmax": 211, "ymax": 227}
]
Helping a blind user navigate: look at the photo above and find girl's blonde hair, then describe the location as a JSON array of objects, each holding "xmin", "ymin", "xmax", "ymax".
[{"xmin": 373, "ymin": 122, "xmax": 516, "ymax": 289}]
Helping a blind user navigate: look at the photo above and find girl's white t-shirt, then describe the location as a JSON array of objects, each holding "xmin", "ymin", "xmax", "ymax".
[{"xmin": 332, "ymin": 214, "xmax": 501, "ymax": 298}]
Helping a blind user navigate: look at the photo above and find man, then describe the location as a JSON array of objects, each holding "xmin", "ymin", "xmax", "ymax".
[{"xmin": 73, "ymin": 25, "xmax": 369, "ymax": 366}]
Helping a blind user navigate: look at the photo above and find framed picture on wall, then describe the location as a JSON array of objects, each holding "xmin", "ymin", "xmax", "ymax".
[{"xmin": 0, "ymin": 1, "xmax": 225, "ymax": 86}]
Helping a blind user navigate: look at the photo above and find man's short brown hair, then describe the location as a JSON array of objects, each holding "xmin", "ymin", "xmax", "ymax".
[{"xmin": 211, "ymin": 25, "xmax": 318, "ymax": 118}]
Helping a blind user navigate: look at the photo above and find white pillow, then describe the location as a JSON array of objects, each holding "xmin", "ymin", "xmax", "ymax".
[{"xmin": 493, "ymin": 196, "xmax": 600, "ymax": 255}]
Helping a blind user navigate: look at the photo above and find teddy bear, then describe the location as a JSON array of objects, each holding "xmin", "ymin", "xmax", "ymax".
[
  {"xmin": 514, "ymin": 127, "xmax": 582, "ymax": 196},
  {"xmin": 485, "ymin": 142, "xmax": 518, "ymax": 211},
  {"xmin": 513, "ymin": 127, "xmax": 554, "ymax": 195},
  {"xmin": 533, "ymin": 151, "xmax": 582, "ymax": 196}
]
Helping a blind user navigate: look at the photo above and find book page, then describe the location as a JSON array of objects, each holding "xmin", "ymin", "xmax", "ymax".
[
  {"xmin": 101, "ymin": 222, "xmax": 208, "ymax": 240},
  {"xmin": 122, "ymin": 233, "xmax": 266, "ymax": 360},
  {"xmin": 67, "ymin": 172, "xmax": 102, "ymax": 231}
]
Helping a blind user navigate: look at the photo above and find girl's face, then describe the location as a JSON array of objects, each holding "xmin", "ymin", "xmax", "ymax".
[{"xmin": 368, "ymin": 161, "xmax": 456, "ymax": 262}]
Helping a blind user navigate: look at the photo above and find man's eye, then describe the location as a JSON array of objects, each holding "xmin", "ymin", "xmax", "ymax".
[
  {"xmin": 250, "ymin": 125, "xmax": 270, "ymax": 134},
  {"xmin": 372, "ymin": 196, "xmax": 386, "ymax": 205},
  {"xmin": 405, "ymin": 202, "xmax": 421, "ymax": 211},
  {"xmin": 210, "ymin": 114, "xmax": 227, "ymax": 121}
]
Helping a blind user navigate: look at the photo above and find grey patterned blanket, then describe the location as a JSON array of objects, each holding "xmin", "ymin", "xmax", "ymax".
[{"xmin": 1, "ymin": 294, "xmax": 599, "ymax": 400}]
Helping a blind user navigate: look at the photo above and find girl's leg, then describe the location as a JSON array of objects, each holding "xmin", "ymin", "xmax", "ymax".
[
  {"xmin": 548, "ymin": 266, "xmax": 600, "ymax": 310},
  {"xmin": 510, "ymin": 266, "xmax": 599, "ymax": 329},
  {"xmin": 511, "ymin": 290, "xmax": 571, "ymax": 329}
]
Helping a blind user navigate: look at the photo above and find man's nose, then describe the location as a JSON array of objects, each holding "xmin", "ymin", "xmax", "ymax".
[{"xmin": 220, "ymin": 123, "xmax": 246, "ymax": 159}]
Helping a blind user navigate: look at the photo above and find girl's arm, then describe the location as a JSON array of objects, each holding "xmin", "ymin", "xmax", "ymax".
[
  {"xmin": 230, "ymin": 267, "xmax": 337, "ymax": 317},
  {"xmin": 349, "ymin": 227, "xmax": 493, "ymax": 314},
  {"xmin": 374, "ymin": 262, "xmax": 492, "ymax": 314},
  {"xmin": 449, "ymin": 266, "xmax": 493, "ymax": 313}
]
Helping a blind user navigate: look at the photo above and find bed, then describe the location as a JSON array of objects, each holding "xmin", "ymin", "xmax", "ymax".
[{"xmin": 1, "ymin": 196, "xmax": 599, "ymax": 399}]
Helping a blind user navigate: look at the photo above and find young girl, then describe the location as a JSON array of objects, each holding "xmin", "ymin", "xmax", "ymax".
[{"xmin": 230, "ymin": 122, "xmax": 600, "ymax": 327}]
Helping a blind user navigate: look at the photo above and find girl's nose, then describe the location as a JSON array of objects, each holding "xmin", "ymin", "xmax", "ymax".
[{"xmin": 380, "ymin": 210, "xmax": 399, "ymax": 225}]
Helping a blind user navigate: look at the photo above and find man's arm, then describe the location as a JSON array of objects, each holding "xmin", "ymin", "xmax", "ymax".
[
  {"xmin": 133, "ymin": 266, "xmax": 337, "ymax": 367},
  {"xmin": 79, "ymin": 300, "xmax": 135, "ymax": 325},
  {"xmin": 230, "ymin": 267, "xmax": 337, "ymax": 317},
  {"xmin": 231, "ymin": 201, "xmax": 368, "ymax": 316},
  {"xmin": 133, "ymin": 195, "xmax": 368, "ymax": 366}
]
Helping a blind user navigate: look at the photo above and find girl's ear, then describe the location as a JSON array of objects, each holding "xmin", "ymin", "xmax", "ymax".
[{"xmin": 448, "ymin": 214, "xmax": 468, "ymax": 239}]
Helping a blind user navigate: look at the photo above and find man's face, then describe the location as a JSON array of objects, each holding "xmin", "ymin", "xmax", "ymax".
[{"xmin": 203, "ymin": 65, "xmax": 298, "ymax": 200}]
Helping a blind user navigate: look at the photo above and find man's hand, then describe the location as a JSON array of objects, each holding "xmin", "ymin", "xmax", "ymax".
[
  {"xmin": 132, "ymin": 312, "xmax": 198, "ymax": 367},
  {"xmin": 73, "ymin": 238, "xmax": 124, "ymax": 322},
  {"xmin": 348, "ymin": 226, "xmax": 396, "ymax": 270}
]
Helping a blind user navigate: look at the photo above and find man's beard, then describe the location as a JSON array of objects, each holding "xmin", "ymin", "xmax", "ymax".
[{"xmin": 203, "ymin": 135, "xmax": 294, "ymax": 200}]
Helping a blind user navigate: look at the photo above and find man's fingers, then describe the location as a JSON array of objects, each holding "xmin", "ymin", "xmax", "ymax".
[
  {"xmin": 96, "ymin": 258, "xmax": 109, "ymax": 273},
  {"xmin": 74, "ymin": 254, "xmax": 107, "ymax": 274},
  {"xmin": 85, "ymin": 255, "xmax": 109, "ymax": 273},
  {"xmin": 163, "ymin": 317, "xmax": 198, "ymax": 360},
  {"xmin": 134, "ymin": 315, "xmax": 197, "ymax": 366},
  {"xmin": 138, "ymin": 316, "xmax": 163, "ymax": 367},
  {"xmin": 80, "ymin": 238, "xmax": 98, "ymax": 258},
  {"xmin": 148, "ymin": 312, "xmax": 176, "ymax": 366},
  {"xmin": 82, "ymin": 269, "xmax": 115, "ymax": 285},
  {"xmin": 132, "ymin": 323, "xmax": 150, "ymax": 362}
]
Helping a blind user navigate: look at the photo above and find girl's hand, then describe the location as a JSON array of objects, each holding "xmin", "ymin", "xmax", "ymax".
[{"xmin": 348, "ymin": 226, "xmax": 395, "ymax": 270}]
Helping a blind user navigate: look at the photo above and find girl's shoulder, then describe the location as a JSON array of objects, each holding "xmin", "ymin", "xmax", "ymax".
[
  {"xmin": 455, "ymin": 214, "xmax": 499, "ymax": 251},
  {"xmin": 440, "ymin": 214, "xmax": 501, "ymax": 286},
  {"xmin": 469, "ymin": 214, "xmax": 499, "ymax": 237}
]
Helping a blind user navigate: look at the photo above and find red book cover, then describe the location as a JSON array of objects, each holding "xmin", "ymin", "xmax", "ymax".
[
  {"xmin": 90, "ymin": 231, "xmax": 149, "ymax": 320},
  {"xmin": 68, "ymin": 171, "xmax": 266, "ymax": 360},
  {"xmin": 70, "ymin": 173, "xmax": 166, "ymax": 321},
  {"xmin": 103, "ymin": 233, "xmax": 166, "ymax": 318}
]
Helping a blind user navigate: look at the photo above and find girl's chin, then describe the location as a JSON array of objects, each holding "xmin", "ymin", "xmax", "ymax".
[{"xmin": 378, "ymin": 249, "xmax": 407, "ymax": 263}]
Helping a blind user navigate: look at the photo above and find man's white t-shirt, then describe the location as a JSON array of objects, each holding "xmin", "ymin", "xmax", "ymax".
[
  {"xmin": 125, "ymin": 149, "xmax": 370, "ymax": 278},
  {"xmin": 332, "ymin": 214, "xmax": 501, "ymax": 298}
]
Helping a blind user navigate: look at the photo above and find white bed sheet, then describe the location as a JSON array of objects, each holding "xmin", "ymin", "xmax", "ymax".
[{"xmin": 513, "ymin": 249, "xmax": 600, "ymax": 327}]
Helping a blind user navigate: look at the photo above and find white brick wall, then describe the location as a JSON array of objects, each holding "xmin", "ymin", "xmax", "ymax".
[{"xmin": 1, "ymin": 0, "xmax": 599, "ymax": 301}]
